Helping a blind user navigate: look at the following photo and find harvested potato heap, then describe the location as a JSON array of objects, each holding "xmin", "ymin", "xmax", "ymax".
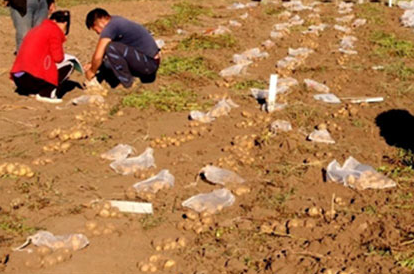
[
  {"xmin": 235, "ymin": 111, "xmax": 271, "ymax": 129},
  {"xmin": 151, "ymin": 236, "xmax": 187, "ymax": 251},
  {"xmin": 332, "ymin": 104, "xmax": 359, "ymax": 118},
  {"xmin": 138, "ymin": 253, "xmax": 178, "ymax": 272},
  {"xmin": 32, "ymin": 157, "xmax": 53, "ymax": 166},
  {"xmin": 260, "ymin": 213, "xmax": 319, "ymax": 235},
  {"xmin": 25, "ymin": 246, "xmax": 72, "ymax": 269},
  {"xmin": 89, "ymin": 201, "xmax": 123, "ymax": 219},
  {"xmin": 316, "ymin": 121, "xmax": 343, "ymax": 133},
  {"xmin": 219, "ymin": 134, "xmax": 257, "ymax": 168},
  {"xmin": 47, "ymin": 127, "xmax": 92, "ymax": 141},
  {"xmin": 83, "ymin": 220, "xmax": 117, "ymax": 237},
  {"xmin": 0, "ymin": 162, "xmax": 34, "ymax": 178},
  {"xmin": 177, "ymin": 211, "xmax": 215, "ymax": 234},
  {"xmin": 75, "ymin": 108, "xmax": 109, "ymax": 123},
  {"xmin": 42, "ymin": 141, "xmax": 72, "ymax": 153},
  {"xmin": 150, "ymin": 121, "xmax": 208, "ymax": 148},
  {"xmin": 347, "ymin": 171, "xmax": 395, "ymax": 191}
]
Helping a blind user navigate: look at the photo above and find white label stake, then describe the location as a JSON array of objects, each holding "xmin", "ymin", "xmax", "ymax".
[{"xmin": 267, "ymin": 74, "xmax": 278, "ymax": 112}]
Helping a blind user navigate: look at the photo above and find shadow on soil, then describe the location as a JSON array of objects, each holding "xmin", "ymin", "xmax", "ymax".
[{"xmin": 376, "ymin": 109, "xmax": 414, "ymax": 151}]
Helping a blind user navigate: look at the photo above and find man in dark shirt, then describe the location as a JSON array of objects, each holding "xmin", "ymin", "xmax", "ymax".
[{"xmin": 84, "ymin": 8, "xmax": 160, "ymax": 88}]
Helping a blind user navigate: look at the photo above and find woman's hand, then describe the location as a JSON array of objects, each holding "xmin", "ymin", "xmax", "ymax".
[
  {"xmin": 48, "ymin": 2, "xmax": 56, "ymax": 14},
  {"xmin": 83, "ymin": 63, "xmax": 92, "ymax": 71}
]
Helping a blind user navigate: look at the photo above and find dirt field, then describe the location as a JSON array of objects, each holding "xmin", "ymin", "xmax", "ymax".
[{"xmin": 1, "ymin": 0, "xmax": 414, "ymax": 273}]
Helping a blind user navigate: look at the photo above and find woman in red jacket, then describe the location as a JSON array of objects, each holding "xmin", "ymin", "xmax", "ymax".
[{"xmin": 10, "ymin": 10, "xmax": 72, "ymax": 104}]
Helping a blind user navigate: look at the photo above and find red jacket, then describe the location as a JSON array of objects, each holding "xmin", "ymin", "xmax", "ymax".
[{"xmin": 11, "ymin": 19, "xmax": 66, "ymax": 86}]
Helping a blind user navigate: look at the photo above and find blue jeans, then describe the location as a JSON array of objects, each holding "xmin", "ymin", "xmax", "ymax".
[{"xmin": 10, "ymin": 0, "xmax": 49, "ymax": 51}]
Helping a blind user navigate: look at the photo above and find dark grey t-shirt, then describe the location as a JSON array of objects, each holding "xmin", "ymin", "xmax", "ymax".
[{"xmin": 100, "ymin": 16, "xmax": 159, "ymax": 58}]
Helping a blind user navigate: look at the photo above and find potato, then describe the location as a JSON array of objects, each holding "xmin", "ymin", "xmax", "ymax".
[
  {"xmin": 185, "ymin": 211, "xmax": 198, "ymax": 221},
  {"xmin": 85, "ymin": 220, "xmax": 98, "ymax": 231},
  {"xmin": 149, "ymin": 254, "xmax": 161, "ymax": 263},
  {"xmin": 307, "ymin": 207, "xmax": 321, "ymax": 217},
  {"xmin": 99, "ymin": 209, "xmax": 110, "ymax": 218},
  {"xmin": 43, "ymin": 254, "xmax": 57, "ymax": 267},
  {"xmin": 177, "ymin": 237, "xmax": 187, "ymax": 248},
  {"xmin": 125, "ymin": 187, "xmax": 137, "ymax": 200},
  {"xmin": 140, "ymin": 263, "xmax": 150, "ymax": 272},
  {"xmin": 55, "ymin": 248, "xmax": 72, "ymax": 262},
  {"xmin": 110, "ymin": 207, "xmax": 120, "ymax": 218},
  {"xmin": 71, "ymin": 235, "xmax": 83, "ymax": 251},
  {"xmin": 6, "ymin": 163, "xmax": 15, "ymax": 174},
  {"xmin": 103, "ymin": 228, "xmax": 113, "ymax": 235},
  {"xmin": 164, "ymin": 259, "xmax": 176, "ymax": 269},
  {"xmin": 25, "ymin": 255, "xmax": 43, "ymax": 269},
  {"xmin": 60, "ymin": 134, "xmax": 70, "ymax": 141},
  {"xmin": 52, "ymin": 241, "xmax": 65, "ymax": 250},
  {"xmin": 201, "ymin": 216, "xmax": 213, "ymax": 225},
  {"xmin": 183, "ymin": 221, "xmax": 194, "ymax": 231},
  {"xmin": 149, "ymin": 264, "xmax": 157, "ymax": 273},
  {"xmin": 176, "ymin": 221, "xmax": 185, "ymax": 230},
  {"xmin": 36, "ymin": 246, "xmax": 52, "ymax": 257}
]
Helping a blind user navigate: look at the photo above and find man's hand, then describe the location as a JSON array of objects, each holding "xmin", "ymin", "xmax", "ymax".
[
  {"xmin": 83, "ymin": 63, "xmax": 92, "ymax": 72},
  {"xmin": 2, "ymin": 0, "xmax": 9, "ymax": 7},
  {"xmin": 85, "ymin": 69, "xmax": 95, "ymax": 81},
  {"xmin": 48, "ymin": 2, "xmax": 56, "ymax": 14}
]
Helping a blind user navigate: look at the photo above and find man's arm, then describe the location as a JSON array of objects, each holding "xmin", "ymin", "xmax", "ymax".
[
  {"xmin": 2, "ymin": 0, "xmax": 9, "ymax": 7},
  {"xmin": 85, "ymin": 38, "xmax": 111, "ymax": 80}
]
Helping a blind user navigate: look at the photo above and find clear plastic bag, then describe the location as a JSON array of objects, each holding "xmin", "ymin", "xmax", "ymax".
[
  {"xmin": 314, "ymin": 93, "xmax": 341, "ymax": 104},
  {"xmin": 334, "ymin": 24, "xmax": 351, "ymax": 33},
  {"xmin": 101, "ymin": 144, "xmax": 135, "ymax": 161},
  {"xmin": 201, "ymin": 165, "xmax": 245, "ymax": 185},
  {"xmin": 340, "ymin": 36, "xmax": 357, "ymax": 50},
  {"xmin": 208, "ymin": 98, "xmax": 239, "ymax": 118},
  {"xmin": 270, "ymin": 31, "xmax": 285, "ymax": 40},
  {"xmin": 208, "ymin": 26, "xmax": 232, "ymax": 35},
  {"xmin": 110, "ymin": 147, "xmax": 155, "ymax": 175},
  {"xmin": 352, "ymin": 19, "xmax": 366, "ymax": 28},
  {"xmin": 240, "ymin": 12, "xmax": 249, "ymax": 20},
  {"xmin": 303, "ymin": 24, "xmax": 328, "ymax": 35},
  {"xmin": 133, "ymin": 169, "xmax": 174, "ymax": 193},
  {"xmin": 327, "ymin": 157, "xmax": 396, "ymax": 190},
  {"xmin": 273, "ymin": 23, "xmax": 291, "ymax": 31},
  {"xmin": 219, "ymin": 61, "xmax": 252, "ymax": 77},
  {"xmin": 71, "ymin": 95, "xmax": 104, "ymax": 105},
  {"xmin": 190, "ymin": 98, "xmax": 238, "ymax": 123},
  {"xmin": 233, "ymin": 48, "xmax": 269, "ymax": 64},
  {"xmin": 398, "ymin": 1, "xmax": 414, "ymax": 9},
  {"xmin": 335, "ymin": 14, "xmax": 355, "ymax": 23},
  {"xmin": 289, "ymin": 15, "xmax": 304, "ymax": 26},
  {"xmin": 15, "ymin": 231, "xmax": 89, "ymax": 251},
  {"xmin": 278, "ymin": 11, "xmax": 292, "ymax": 20},
  {"xmin": 401, "ymin": 10, "xmax": 414, "ymax": 28},
  {"xmin": 304, "ymin": 79, "xmax": 330, "ymax": 93},
  {"xmin": 228, "ymin": 2, "xmax": 245, "ymax": 9},
  {"xmin": 182, "ymin": 188, "xmax": 235, "ymax": 214},
  {"xmin": 270, "ymin": 120, "xmax": 292, "ymax": 134},
  {"xmin": 155, "ymin": 39, "xmax": 165, "ymax": 49},
  {"xmin": 276, "ymin": 56, "xmax": 301, "ymax": 70},
  {"xmin": 282, "ymin": 1, "xmax": 312, "ymax": 11},
  {"xmin": 262, "ymin": 40, "xmax": 275, "ymax": 49},
  {"xmin": 189, "ymin": 110, "xmax": 215, "ymax": 123},
  {"xmin": 288, "ymin": 47, "xmax": 314, "ymax": 58},
  {"xmin": 308, "ymin": 129, "xmax": 335, "ymax": 144},
  {"xmin": 229, "ymin": 20, "xmax": 242, "ymax": 27}
]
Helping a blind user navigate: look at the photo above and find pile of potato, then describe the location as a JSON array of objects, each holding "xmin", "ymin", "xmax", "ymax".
[
  {"xmin": 32, "ymin": 157, "xmax": 53, "ymax": 166},
  {"xmin": 83, "ymin": 220, "xmax": 117, "ymax": 237},
  {"xmin": 90, "ymin": 201, "xmax": 123, "ymax": 219},
  {"xmin": 347, "ymin": 171, "xmax": 394, "ymax": 190},
  {"xmin": 48, "ymin": 127, "xmax": 92, "ymax": 141},
  {"xmin": 336, "ymin": 54, "xmax": 350, "ymax": 66},
  {"xmin": 75, "ymin": 109, "xmax": 108, "ymax": 123},
  {"xmin": 316, "ymin": 121, "xmax": 343, "ymax": 133},
  {"xmin": 219, "ymin": 134, "xmax": 256, "ymax": 168},
  {"xmin": 42, "ymin": 141, "xmax": 71, "ymax": 153},
  {"xmin": 260, "ymin": 218, "xmax": 317, "ymax": 235},
  {"xmin": 24, "ymin": 246, "xmax": 72, "ymax": 269},
  {"xmin": 300, "ymin": 36, "xmax": 319, "ymax": 49},
  {"xmin": 235, "ymin": 112, "xmax": 271, "ymax": 129},
  {"xmin": 0, "ymin": 162, "xmax": 34, "ymax": 178},
  {"xmin": 332, "ymin": 104, "xmax": 359, "ymax": 118},
  {"xmin": 151, "ymin": 237, "xmax": 187, "ymax": 251},
  {"xmin": 137, "ymin": 254, "xmax": 177, "ymax": 272},
  {"xmin": 176, "ymin": 211, "xmax": 214, "ymax": 234},
  {"xmin": 230, "ymin": 184, "xmax": 251, "ymax": 196},
  {"xmin": 150, "ymin": 122, "xmax": 208, "ymax": 148}
]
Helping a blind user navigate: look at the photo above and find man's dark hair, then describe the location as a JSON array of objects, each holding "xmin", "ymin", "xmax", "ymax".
[
  {"xmin": 85, "ymin": 8, "xmax": 110, "ymax": 29},
  {"xmin": 50, "ymin": 10, "xmax": 71, "ymax": 35}
]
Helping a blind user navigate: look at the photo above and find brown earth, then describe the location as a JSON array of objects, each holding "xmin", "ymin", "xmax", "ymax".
[{"xmin": 1, "ymin": 0, "xmax": 414, "ymax": 273}]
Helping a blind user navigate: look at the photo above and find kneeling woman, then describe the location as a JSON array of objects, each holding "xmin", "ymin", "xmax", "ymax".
[{"xmin": 10, "ymin": 10, "xmax": 72, "ymax": 104}]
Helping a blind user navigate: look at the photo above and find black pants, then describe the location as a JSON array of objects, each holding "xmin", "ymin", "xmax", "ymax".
[
  {"xmin": 98, "ymin": 42, "xmax": 160, "ymax": 88},
  {"xmin": 13, "ymin": 63, "xmax": 74, "ymax": 98}
]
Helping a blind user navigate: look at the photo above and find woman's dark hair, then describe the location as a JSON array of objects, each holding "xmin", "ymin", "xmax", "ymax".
[
  {"xmin": 86, "ymin": 8, "xmax": 110, "ymax": 29},
  {"xmin": 50, "ymin": 10, "xmax": 71, "ymax": 35}
]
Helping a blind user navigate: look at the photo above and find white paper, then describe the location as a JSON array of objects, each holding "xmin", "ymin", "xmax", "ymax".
[{"xmin": 110, "ymin": 200, "xmax": 153, "ymax": 214}]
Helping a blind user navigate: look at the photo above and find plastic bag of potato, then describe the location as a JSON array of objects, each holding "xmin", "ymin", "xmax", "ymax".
[
  {"xmin": 110, "ymin": 147, "xmax": 155, "ymax": 175},
  {"xmin": 133, "ymin": 169, "xmax": 175, "ymax": 193},
  {"xmin": 308, "ymin": 129, "xmax": 335, "ymax": 144},
  {"xmin": 101, "ymin": 144, "xmax": 135, "ymax": 161},
  {"xmin": 304, "ymin": 79, "xmax": 330, "ymax": 93},
  {"xmin": 15, "ymin": 231, "xmax": 89, "ymax": 252},
  {"xmin": 201, "ymin": 165, "xmax": 245, "ymax": 186},
  {"xmin": 190, "ymin": 98, "xmax": 239, "ymax": 123},
  {"xmin": 71, "ymin": 95, "xmax": 104, "ymax": 105},
  {"xmin": 182, "ymin": 188, "xmax": 235, "ymax": 214},
  {"xmin": 270, "ymin": 120, "xmax": 292, "ymax": 134},
  {"xmin": 327, "ymin": 156, "xmax": 397, "ymax": 190},
  {"xmin": 219, "ymin": 61, "xmax": 252, "ymax": 78}
]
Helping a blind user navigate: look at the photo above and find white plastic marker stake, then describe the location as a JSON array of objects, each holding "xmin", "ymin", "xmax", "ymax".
[
  {"xmin": 267, "ymin": 74, "xmax": 278, "ymax": 112},
  {"xmin": 389, "ymin": 0, "xmax": 392, "ymax": 7},
  {"xmin": 110, "ymin": 200, "xmax": 153, "ymax": 214}
]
